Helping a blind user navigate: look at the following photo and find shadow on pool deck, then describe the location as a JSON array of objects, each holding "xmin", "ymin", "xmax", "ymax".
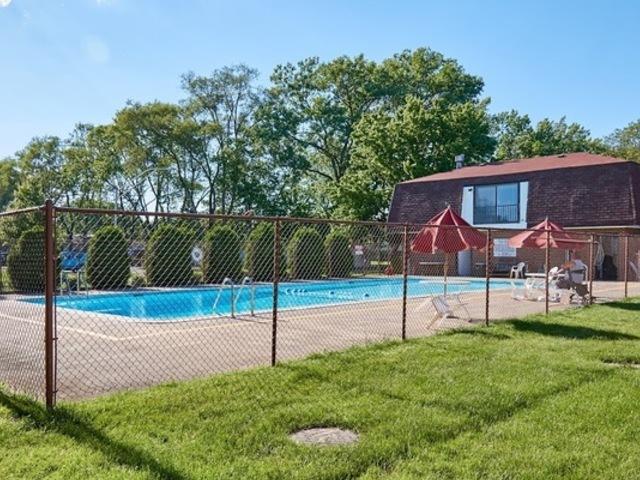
[
  {"xmin": 509, "ymin": 320, "xmax": 639, "ymax": 341},
  {"xmin": 0, "ymin": 393, "xmax": 186, "ymax": 480}
]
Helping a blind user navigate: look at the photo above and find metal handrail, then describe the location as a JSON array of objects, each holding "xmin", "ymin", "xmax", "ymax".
[
  {"xmin": 234, "ymin": 277, "xmax": 256, "ymax": 317},
  {"xmin": 213, "ymin": 277, "xmax": 236, "ymax": 318}
]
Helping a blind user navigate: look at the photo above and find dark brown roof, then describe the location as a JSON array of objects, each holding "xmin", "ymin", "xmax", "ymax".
[
  {"xmin": 388, "ymin": 153, "xmax": 640, "ymax": 228},
  {"xmin": 401, "ymin": 153, "xmax": 630, "ymax": 184}
]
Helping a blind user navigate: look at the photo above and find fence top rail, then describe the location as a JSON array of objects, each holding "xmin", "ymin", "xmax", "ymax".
[
  {"xmin": 5, "ymin": 204, "xmax": 630, "ymax": 237},
  {"xmin": 52, "ymin": 206, "xmax": 561, "ymax": 233},
  {"xmin": 54, "ymin": 205, "xmax": 403, "ymax": 227},
  {"xmin": 0, "ymin": 205, "xmax": 44, "ymax": 218}
]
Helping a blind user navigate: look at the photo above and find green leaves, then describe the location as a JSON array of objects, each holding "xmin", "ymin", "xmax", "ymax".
[
  {"xmin": 1, "ymin": 48, "xmax": 630, "ymax": 224},
  {"xmin": 492, "ymin": 111, "xmax": 605, "ymax": 161}
]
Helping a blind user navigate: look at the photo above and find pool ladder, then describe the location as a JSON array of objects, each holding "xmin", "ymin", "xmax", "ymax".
[{"xmin": 212, "ymin": 277, "xmax": 256, "ymax": 318}]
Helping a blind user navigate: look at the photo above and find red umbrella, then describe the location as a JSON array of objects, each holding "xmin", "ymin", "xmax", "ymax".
[
  {"xmin": 508, "ymin": 218, "xmax": 587, "ymax": 251},
  {"xmin": 411, "ymin": 206, "xmax": 487, "ymax": 295}
]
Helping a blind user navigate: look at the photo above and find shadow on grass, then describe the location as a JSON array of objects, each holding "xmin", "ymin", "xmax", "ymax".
[
  {"xmin": 510, "ymin": 320, "xmax": 639, "ymax": 341},
  {"xmin": 0, "ymin": 393, "xmax": 186, "ymax": 480},
  {"xmin": 603, "ymin": 301, "xmax": 640, "ymax": 312},
  {"xmin": 443, "ymin": 329, "xmax": 512, "ymax": 340}
]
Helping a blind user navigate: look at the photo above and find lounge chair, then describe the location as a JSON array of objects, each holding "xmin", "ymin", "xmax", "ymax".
[
  {"xmin": 511, "ymin": 280, "xmax": 545, "ymax": 302},
  {"xmin": 429, "ymin": 294, "xmax": 471, "ymax": 328},
  {"xmin": 60, "ymin": 250, "xmax": 88, "ymax": 294},
  {"xmin": 509, "ymin": 262, "xmax": 526, "ymax": 279}
]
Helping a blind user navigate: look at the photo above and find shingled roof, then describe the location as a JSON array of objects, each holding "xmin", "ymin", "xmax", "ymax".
[
  {"xmin": 389, "ymin": 153, "xmax": 640, "ymax": 228},
  {"xmin": 400, "ymin": 153, "xmax": 629, "ymax": 184}
]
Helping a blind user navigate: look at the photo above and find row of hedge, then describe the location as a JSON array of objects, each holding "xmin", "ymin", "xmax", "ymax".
[{"xmin": 5, "ymin": 224, "xmax": 355, "ymax": 292}]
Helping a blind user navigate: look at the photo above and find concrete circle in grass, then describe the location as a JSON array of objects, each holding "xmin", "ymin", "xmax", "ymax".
[{"xmin": 290, "ymin": 427, "xmax": 359, "ymax": 446}]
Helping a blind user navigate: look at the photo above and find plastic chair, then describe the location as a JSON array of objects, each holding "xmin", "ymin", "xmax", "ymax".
[{"xmin": 509, "ymin": 262, "xmax": 526, "ymax": 279}]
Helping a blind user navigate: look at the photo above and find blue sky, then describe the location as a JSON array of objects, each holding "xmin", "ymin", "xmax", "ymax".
[{"xmin": 1, "ymin": 0, "xmax": 639, "ymax": 158}]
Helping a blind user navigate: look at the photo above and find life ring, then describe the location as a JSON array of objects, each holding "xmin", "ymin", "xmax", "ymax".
[{"xmin": 191, "ymin": 246, "xmax": 203, "ymax": 264}]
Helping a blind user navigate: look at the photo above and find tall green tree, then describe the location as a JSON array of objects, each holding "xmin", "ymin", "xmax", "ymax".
[
  {"xmin": 492, "ymin": 111, "xmax": 604, "ymax": 161},
  {"xmin": 257, "ymin": 48, "xmax": 487, "ymax": 217},
  {"xmin": 604, "ymin": 119, "xmax": 640, "ymax": 161},
  {"xmin": 337, "ymin": 96, "xmax": 495, "ymax": 220},
  {"xmin": 181, "ymin": 65, "xmax": 267, "ymax": 214},
  {"xmin": 0, "ymin": 159, "xmax": 18, "ymax": 211}
]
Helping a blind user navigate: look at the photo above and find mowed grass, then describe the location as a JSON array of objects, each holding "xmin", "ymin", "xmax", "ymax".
[{"xmin": 3, "ymin": 302, "xmax": 640, "ymax": 479}]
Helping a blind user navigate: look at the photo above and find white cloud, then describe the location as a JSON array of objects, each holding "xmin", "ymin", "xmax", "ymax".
[
  {"xmin": 94, "ymin": 0, "xmax": 115, "ymax": 5},
  {"xmin": 0, "ymin": 0, "xmax": 13, "ymax": 8},
  {"xmin": 84, "ymin": 36, "xmax": 110, "ymax": 64}
]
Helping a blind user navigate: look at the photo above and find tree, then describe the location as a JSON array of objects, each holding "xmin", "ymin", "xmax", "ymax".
[
  {"xmin": 144, "ymin": 223, "xmax": 194, "ymax": 286},
  {"xmin": 492, "ymin": 111, "xmax": 604, "ymax": 161},
  {"xmin": 181, "ymin": 65, "xmax": 267, "ymax": 215},
  {"xmin": 6, "ymin": 227, "xmax": 47, "ymax": 292},
  {"xmin": 604, "ymin": 119, "xmax": 640, "ymax": 161},
  {"xmin": 203, "ymin": 224, "xmax": 243, "ymax": 283},
  {"xmin": 0, "ymin": 159, "xmax": 18, "ymax": 211},
  {"xmin": 111, "ymin": 102, "xmax": 199, "ymax": 213},
  {"xmin": 11, "ymin": 136, "xmax": 70, "ymax": 208},
  {"xmin": 86, "ymin": 226, "xmax": 131, "ymax": 289},
  {"xmin": 336, "ymin": 96, "xmax": 495, "ymax": 220},
  {"xmin": 244, "ymin": 222, "xmax": 275, "ymax": 281},
  {"xmin": 257, "ymin": 48, "xmax": 488, "ymax": 217},
  {"xmin": 325, "ymin": 229, "xmax": 352, "ymax": 277},
  {"xmin": 287, "ymin": 227, "xmax": 324, "ymax": 279}
]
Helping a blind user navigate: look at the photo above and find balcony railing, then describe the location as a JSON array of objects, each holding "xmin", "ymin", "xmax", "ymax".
[{"xmin": 474, "ymin": 204, "xmax": 519, "ymax": 224}]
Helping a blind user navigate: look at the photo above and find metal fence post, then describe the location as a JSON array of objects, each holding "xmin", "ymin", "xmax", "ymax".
[
  {"xmin": 589, "ymin": 234, "xmax": 595, "ymax": 304},
  {"xmin": 401, "ymin": 224, "xmax": 409, "ymax": 340},
  {"xmin": 545, "ymin": 229, "xmax": 550, "ymax": 315},
  {"xmin": 44, "ymin": 200, "xmax": 56, "ymax": 408},
  {"xmin": 271, "ymin": 220, "xmax": 281, "ymax": 367},
  {"xmin": 624, "ymin": 234, "xmax": 629, "ymax": 298},
  {"xmin": 485, "ymin": 229, "xmax": 491, "ymax": 326}
]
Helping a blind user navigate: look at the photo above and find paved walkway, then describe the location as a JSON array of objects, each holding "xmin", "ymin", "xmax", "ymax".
[{"xmin": 0, "ymin": 280, "xmax": 637, "ymax": 401}]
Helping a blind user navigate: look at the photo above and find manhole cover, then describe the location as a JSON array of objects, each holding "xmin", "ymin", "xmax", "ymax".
[{"xmin": 290, "ymin": 427, "xmax": 359, "ymax": 446}]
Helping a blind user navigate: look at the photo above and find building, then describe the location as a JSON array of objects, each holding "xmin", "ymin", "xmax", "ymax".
[{"xmin": 388, "ymin": 153, "xmax": 640, "ymax": 279}]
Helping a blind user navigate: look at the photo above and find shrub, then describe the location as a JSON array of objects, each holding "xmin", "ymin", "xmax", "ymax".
[
  {"xmin": 245, "ymin": 222, "xmax": 275, "ymax": 281},
  {"xmin": 7, "ymin": 227, "xmax": 47, "ymax": 292},
  {"xmin": 86, "ymin": 226, "xmax": 130, "ymax": 290},
  {"xmin": 144, "ymin": 223, "xmax": 194, "ymax": 286},
  {"xmin": 287, "ymin": 227, "xmax": 324, "ymax": 280},
  {"xmin": 203, "ymin": 225, "xmax": 242, "ymax": 283},
  {"xmin": 325, "ymin": 229, "xmax": 352, "ymax": 278}
]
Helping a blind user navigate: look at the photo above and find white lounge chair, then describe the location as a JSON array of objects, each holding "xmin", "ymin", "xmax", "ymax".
[
  {"xmin": 510, "ymin": 281, "xmax": 528, "ymax": 300},
  {"xmin": 511, "ymin": 279, "xmax": 545, "ymax": 302},
  {"xmin": 429, "ymin": 294, "xmax": 471, "ymax": 328}
]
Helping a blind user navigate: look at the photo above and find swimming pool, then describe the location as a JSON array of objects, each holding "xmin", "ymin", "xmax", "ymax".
[{"xmin": 33, "ymin": 277, "xmax": 513, "ymax": 321}]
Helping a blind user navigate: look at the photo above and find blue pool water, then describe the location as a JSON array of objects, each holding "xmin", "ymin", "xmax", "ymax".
[{"xmin": 32, "ymin": 277, "xmax": 512, "ymax": 321}]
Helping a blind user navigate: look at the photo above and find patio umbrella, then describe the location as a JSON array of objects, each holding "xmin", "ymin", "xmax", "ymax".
[
  {"xmin": 508, "ymin": 217, "xmax": 588, "ymax": 313},
  {"xmin": 411, "ymin": 206, "xmax": 487, "ymax": 296},
  {"xmin": 508, "ymin": 218, "xmax": 587, "ymax": 251}
]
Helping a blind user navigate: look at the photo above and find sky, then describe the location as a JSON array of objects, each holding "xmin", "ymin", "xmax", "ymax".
[{"xmin": 1, "ymin": 0, "xmax": 639, "ymax": 158}]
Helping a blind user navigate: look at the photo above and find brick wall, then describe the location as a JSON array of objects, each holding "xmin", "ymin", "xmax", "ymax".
[{"xmin": 389, "ymin": 162, "xmax": 640, "ymax": 228}]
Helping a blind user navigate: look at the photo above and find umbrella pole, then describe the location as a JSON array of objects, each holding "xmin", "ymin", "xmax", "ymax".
[{"xmin": 444, "ymin": 254, "xmax": 448, "ymax": 297}]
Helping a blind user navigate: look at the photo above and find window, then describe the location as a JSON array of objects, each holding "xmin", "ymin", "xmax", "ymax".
[
  {"xmin": 493, "ymin": 238, "xmax": 516, "ymax": 257},
  {"xmin": 473, "ymin": 183, "xmax": 519, "ymax": 224}
]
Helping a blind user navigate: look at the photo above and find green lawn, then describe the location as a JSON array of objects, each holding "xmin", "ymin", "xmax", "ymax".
[{"xmin": 2, "ymin": 302, "xmax": 640, "ymax": 479}]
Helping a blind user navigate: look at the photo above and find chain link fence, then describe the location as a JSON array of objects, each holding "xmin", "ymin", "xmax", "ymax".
[
  {"xmin": 0, "ymin": 207, "xmax": 48, "ymax": 401},
  {"xmin": 1, "ymin": 203, "xmax": 639, "ymax": 405}
]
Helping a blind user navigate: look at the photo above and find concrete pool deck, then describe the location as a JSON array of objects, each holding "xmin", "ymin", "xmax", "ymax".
[{"xmin": 0, "ymin": 279, "xmax": 637, "ymax": 401}]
